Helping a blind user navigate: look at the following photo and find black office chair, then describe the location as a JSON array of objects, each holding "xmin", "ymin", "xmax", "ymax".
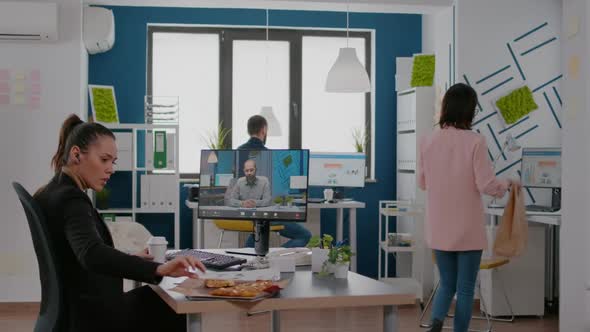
[{"xmin": 12, "ymin": 182, "xmax": 67, "ymax": 332}]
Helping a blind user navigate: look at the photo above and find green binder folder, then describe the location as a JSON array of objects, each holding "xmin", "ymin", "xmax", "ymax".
[{"xmin": 153, "ymin": 130, "xmax": 167, "ymax": 169}]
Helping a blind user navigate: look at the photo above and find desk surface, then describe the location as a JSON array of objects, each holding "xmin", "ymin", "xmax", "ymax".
[
  {"xmin": 485, "ymin": 207, "xmax": 561, "ymax": 226},
  {"xmin": 151, "ymin": 251, "xmax": 413, "ymax": 314}
]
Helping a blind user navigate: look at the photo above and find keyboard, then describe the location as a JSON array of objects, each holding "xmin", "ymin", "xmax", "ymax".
[
  {"xmin": 166, "ymin": 249, "xmax": 247, "ymax": 270},
  {"xmin": 526, "ymin": 205, "xmax": 559, "ymax": 213},
  {"xmin": 307, "ymin": 198, "xmax": 325, "ymax": 203}
]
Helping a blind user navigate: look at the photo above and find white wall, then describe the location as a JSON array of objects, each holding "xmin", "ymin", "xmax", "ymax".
[
  {"xmin": 0, "ymin": 0, "xmax": 86, "ymax": 301},
  {"xmin": 560, "ymin": 1, "xmax": 590, "ymax": 330},
  {"xmin": 422, "ymin": 6, "xmax": 453, "ymax": 93},
  {"xmin": 455, "ymin": 0, "xmax": 562, "ymax": 206}
]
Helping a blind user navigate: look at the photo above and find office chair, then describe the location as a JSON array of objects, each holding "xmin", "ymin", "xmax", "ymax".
[
  {"xmin": 12, "ymin": 182, "xmax": 67, "ymax": 332},
  {"xmin": 214, "ymin": 219, "xmax": 285, "ymax": 248}
]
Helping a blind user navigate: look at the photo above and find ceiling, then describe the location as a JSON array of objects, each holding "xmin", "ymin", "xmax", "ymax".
[{"xmin": 86, "ymin": 0, "xmax": 453, "ymax": 14}]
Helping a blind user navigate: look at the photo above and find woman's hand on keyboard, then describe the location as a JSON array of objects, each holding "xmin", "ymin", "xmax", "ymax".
[{"xmin": 156, "ymin": 256, "xmax": 206, "ymax": 279}]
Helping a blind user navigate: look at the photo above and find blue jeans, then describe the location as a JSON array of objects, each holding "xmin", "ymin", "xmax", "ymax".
[
  {"xmin": 432, "ymin": 249, "xmax": 483, "ymax": 332},
  {"xmin": 245, "ymin": 222, "xmax": 311, "ymax": 248}
]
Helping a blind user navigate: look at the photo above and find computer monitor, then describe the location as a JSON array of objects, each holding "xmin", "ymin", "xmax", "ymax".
[
  {"xmin": 521, "ymin": 148, "xmax": 561, "ymax": 188},
  {"xmin": 521, "ymin": 147, "xmax": 561, "ymax": 211},
  {"xmin": 309, "ymin": 152, "xmax": 366, "ymax": 188},
  {"xmin": 198, "ymin": 149, "xmax": 310, "ymax": 257}
]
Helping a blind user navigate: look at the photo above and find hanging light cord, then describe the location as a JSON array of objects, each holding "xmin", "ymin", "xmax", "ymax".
[
  {"xmin": 264, "ymin": 8, "xmax": 269, "ymax": 105},
  {"xmin": 346, "ymin": 0, "xmax": 350, "ymax": 47}
]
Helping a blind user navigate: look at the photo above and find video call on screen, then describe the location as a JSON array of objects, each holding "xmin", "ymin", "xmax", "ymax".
[{"xmin": 198, "ymin": 149, "xmax": 309, "ymax": 221}]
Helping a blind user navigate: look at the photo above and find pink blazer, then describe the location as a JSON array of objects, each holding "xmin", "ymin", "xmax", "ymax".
[{"xmin": 418, "ymin": 127, "xmax": 509, "ymax": 251}]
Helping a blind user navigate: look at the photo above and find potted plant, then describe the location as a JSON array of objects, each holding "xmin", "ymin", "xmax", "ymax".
[
  {"xmin": 327, "ymin": 243, "xmax": 354, "ymax": 278},
  {"xmin": 95, "ymin": 188, "xmax": 110, "ymax": 210},
  {"xmin": 351, "ymin": 125, "xmax": 369, "ymax": 153},
  {"xmin": 202, "ymin": 121, "xmax": 231, "ymax": 149},
  {"xmin": 273, "ymin": 196, "xmax": 284, "ymax": 206},
  {"xmin": 285, "ymin": 196, "xmax": 294, "ymax": 207},
  {"xmin": 307, "ymin": 234, "xmax": 333, "ymax": 273}
]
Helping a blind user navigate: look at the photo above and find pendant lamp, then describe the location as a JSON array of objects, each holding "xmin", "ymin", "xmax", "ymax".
[{"xmin": 325, "ymin": 1, "xmax": 370, "ymax": 93}]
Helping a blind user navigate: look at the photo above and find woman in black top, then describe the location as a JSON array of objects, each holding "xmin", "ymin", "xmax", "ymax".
[{"xmin": 35, "ymin": 114, "xmax": 205, "ymax": 332}]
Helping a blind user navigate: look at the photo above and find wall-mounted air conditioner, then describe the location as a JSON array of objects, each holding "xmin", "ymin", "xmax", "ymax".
[{"xmin": 0, "ymin": 2, "xmax": 58, "ymax": 42}]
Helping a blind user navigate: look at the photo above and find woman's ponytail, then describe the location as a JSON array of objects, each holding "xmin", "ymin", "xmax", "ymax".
[{"xmin": 51, "ymin": 114, "xmax": 83, "ymax": 173}]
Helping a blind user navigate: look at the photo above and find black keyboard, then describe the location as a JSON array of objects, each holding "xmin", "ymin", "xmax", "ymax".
[
  {"xmin": 166, "ymin": 249, "xmax": 247, "ymax": 270},
  {"xmin": 526, "ymin": 205, "xmax": 559, "ymax": 212}
]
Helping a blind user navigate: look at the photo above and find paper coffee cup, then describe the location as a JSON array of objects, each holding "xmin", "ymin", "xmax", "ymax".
[
  {"xmin": 147, "ymin": 236, "xmax": 168, "ymax": 263},
  {"xmin": 323, "ymin": 189, "xmax": 334, "ymax": 201}
]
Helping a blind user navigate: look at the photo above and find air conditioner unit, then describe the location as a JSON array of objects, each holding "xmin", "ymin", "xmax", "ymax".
[
  {"xmin": 0, "ymin": 2, "xmax": 58, "ymax": 42},
  {"xmin": 83, "ymin": 6, "xmax": 115, "ymax": 54}
]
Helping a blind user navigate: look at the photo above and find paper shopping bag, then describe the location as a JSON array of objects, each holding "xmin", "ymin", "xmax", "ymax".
[{"xmin": 493, "ymin": 185, "xmax": 528, "ymax": 257}]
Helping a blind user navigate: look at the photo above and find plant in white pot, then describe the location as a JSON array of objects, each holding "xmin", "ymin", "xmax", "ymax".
[
  {"xmin": 307, "ymin": 234, "xmax": 333, "ymax": 273},
  {"xmin": 327, "ymin": 244, "xmax": 354, "ymax": 279}
]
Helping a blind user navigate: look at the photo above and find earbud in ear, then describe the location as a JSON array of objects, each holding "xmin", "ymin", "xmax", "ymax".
[{"xmin": 75, "ymin": 154, "xmax": 80, "ymax": 163}]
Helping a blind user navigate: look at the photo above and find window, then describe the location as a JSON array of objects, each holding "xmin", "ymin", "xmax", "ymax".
[
  {"xmin": 302, "ymin": 36, "xmax": 367, "ymax": 153},
  {"xmin": 232, "ymin": 40, "xmax": 290, "ymax": 149},
  {"xmin": 148, "ymin": 26, "xmax": 372, "ymax": 178},
  {"xmin": 150, "ymin": 30, "xmax": 220, "ymax": 175}
]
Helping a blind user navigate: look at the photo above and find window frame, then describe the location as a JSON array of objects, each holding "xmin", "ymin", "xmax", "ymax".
[{"xmin": 147, "ymin": 25, "xmax": 372, "ymax": 180}]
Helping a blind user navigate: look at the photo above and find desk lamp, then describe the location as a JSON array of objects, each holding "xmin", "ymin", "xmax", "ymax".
[{"xmin": 489, "ymin": 133, "xmax": 521, "ymax": 208}]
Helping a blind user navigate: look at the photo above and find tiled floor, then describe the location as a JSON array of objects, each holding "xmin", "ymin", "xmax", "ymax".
[{"xmin": 0, "ymin": 304, "xmax": 558, "ymax": 332}]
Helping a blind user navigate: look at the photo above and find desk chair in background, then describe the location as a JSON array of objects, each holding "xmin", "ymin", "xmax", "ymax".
[
  {"xmin": 214, "ymin": 219, "xmax": 284, "ymax": 248},
  {"xmin": 216, "ymin": 177, "xmax": 285, "ymax": 248},
  {"xmin": 419, "ymin": 255, "xmax": 515, "ymax": 332},
  {"xmin": 13, "ymin": 182, "xmax": 67, "ymax": 332}
]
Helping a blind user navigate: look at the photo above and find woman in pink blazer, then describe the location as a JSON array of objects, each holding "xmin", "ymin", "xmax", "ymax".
[{"xmin": 418, "ymin": 83, "xmax": 518, "ymax": 332}]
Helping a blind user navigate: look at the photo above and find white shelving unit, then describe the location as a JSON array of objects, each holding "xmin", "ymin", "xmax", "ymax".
[
  {"xmin": 94, "ymin": 123, "xmax": 181, "ymax": 249},
  {"xmin": 378, "ymin": 200, "xmax": 424, "ymax": 302},
  {"xmin": 385, "ymin": 86, "xmax": 436, "ymax": 302}
]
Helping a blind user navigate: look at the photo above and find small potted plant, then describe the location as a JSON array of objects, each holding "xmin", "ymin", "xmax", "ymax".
[
  {"xmin": 95, "ymin": 188, "xmax": 110, "ymax": 210},
  {"xmin": 327, "ymin": 243, "xmax": 354, "ymax": 278},
  {"xmin": 307, "ymin": 234, "xmax": 333, "ymax": 273},
  {"xmin": 285, "ymin": 196, "xmax": 294, "ymax": 207},
  {"xmin": 273, "ymin": 196, "xmax": 284, "ymax": 206}
]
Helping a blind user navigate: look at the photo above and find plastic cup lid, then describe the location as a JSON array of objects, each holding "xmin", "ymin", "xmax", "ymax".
[{"xmin": 148, "ymin": 236, "xmax": 168, "ymax": 245}]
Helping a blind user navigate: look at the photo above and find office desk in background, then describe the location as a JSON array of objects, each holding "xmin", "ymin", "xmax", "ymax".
[
  {"xmin": 484, "ymin": 207, "xmax": 561, "ymax": 316},
  {"xmin": 151, "ymin": 249, "xmax": 414, "ymax": 332},
  {"xmin": 186, "ymin": 200, "xmax": 366, "ymax": 272}
]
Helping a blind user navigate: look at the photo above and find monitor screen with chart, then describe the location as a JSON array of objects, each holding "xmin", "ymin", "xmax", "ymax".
[
  {"xmin": 197, "ymin": 149, "xmax": 309, "ymax": 222},
  {"xmin": 521, "ymin": 147, "xmax": 561, "ymax": 188},
  {"xmin": 308, "ymin": 152, "xmax": 366, "ymax": 188}
]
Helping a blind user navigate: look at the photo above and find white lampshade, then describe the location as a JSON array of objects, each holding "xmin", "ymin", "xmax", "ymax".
[
  {"xmin": 260, "ymin": 106, "xmax": 282, "ymax": 136},
  {"xmin": 325, "ymin": 47, "xmax": 371, "ymax": 93},
  {"xmin": 207, "ymin": 151, "xmax": 218, "ymax": 163}
]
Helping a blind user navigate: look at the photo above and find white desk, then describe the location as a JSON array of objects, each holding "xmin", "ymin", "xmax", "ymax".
[
  {"xmin": 152, "ymin": 249, "xmax": 414, "ymax": 332},
  {"xmin": 484, "ymin": 207, "xmax": 561, "ymax": 313},
  {"xmin": 185, "ymin": 200, "xmax": 366, "ymax": 272}
]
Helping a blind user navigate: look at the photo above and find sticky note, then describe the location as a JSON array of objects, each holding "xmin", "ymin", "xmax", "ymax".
[
  {"xmin": 31, "ymin": 83, "xmax": 41, "ymax": 95},
  {"xmin": 0, "ymin": 95, "xmax": 8, "ymax": 105},
  {"xmin": 0, "ymin": 70, "xmax": 9, "ymax": 81},
  {"xmin": 567, "ymin": 16, "xmax": 580, "ymax": 39},
  {"xmin": 569, "ymin": 55, "xmax": 580, "ymax": 80},
  {"xmin": 30, "ymin": 69, "xmax": 40, "ymax": 82},
  {"xmin": 13, "ymin": 94, "xmax": 25, "ymax": 105},
  {"xmin": 14, "ymin": 72, "xmax": 25, "ymax": 80},
  {"xmin": 0, "ymin": 82, "xmax": 9, "ymax": 94},
  {"xmin": 13, "ymin": 82, "xmax": 25, "ymax": 93}
]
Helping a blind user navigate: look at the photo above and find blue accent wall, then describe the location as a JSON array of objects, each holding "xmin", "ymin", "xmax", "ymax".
[{"xmin": 89, "ymin": 6, "xmax": 422, "ymax": 278}]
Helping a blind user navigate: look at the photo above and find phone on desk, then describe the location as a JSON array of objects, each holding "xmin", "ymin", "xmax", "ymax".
[{"xmin": 267, "ymin": 248, "xmax": 311, "ymax": 266}]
